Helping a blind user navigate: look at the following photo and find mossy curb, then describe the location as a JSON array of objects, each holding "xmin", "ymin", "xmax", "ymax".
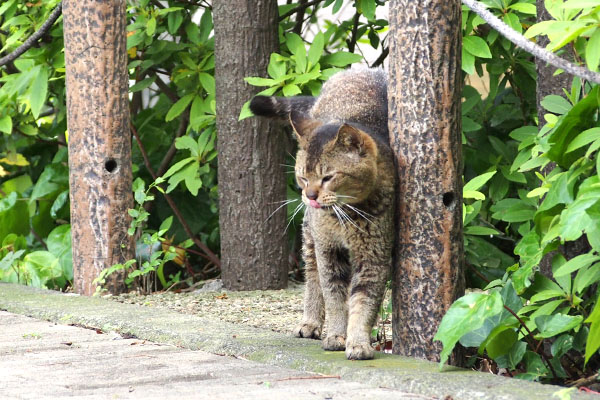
[{"xmin": 0, "ymin": 283, "xmax": 592, "ymax": 400}]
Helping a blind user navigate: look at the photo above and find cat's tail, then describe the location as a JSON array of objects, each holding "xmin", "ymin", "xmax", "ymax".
[{"xmin": 250, "ymin": 96, "xmax": 315, "ymax": 120}]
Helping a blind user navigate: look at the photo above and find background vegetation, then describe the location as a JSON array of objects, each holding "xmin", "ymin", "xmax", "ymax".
[{"xmin": 0, "ymin": 0, "xmax": 599, "ymax": 385}]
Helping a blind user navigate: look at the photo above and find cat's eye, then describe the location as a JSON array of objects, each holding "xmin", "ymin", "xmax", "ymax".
[
  {"xmin": 321, "ymin": 174, "xmax": 334, "ymax": 184},
  {"xmin": 298, "ymin": 176, "xmax": 308, "ymax": 186}
]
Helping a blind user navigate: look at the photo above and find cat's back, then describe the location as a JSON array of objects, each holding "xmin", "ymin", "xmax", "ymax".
[{"xmin": 311, "ymin": 67, "xmax": 388, "ymax": 136}]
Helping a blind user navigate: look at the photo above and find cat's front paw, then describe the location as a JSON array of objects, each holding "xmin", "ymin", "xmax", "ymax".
[
  {"xmin": 294, "ymin": 322, "xmax": 322, "ymax": 339},
  {"xmin": 345, "ymin": 342, "xmax": 374, "ymax": 360},
  {"xmin": 322, "ymin": 335, "xmax": 346, "ymax": 351}
]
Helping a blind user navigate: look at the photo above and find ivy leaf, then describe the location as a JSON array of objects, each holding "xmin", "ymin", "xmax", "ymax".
[
  {"xmin": 535, "ymin": 314, "xmax": 583, "ymax": 339},
  {"xmin": 463, "ymin": 36, "xmax": 492, "ymax": 58},
  {"xmin": 434, "ymin": 291, "xmax": 503, "ymax": 369}
]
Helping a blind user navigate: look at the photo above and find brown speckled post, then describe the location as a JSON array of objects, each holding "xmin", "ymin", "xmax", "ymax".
[
  {"xmin": 387, "ymin": 0, "xmax": 465, "ymax": 362},
  {"xmin": 63, "ymin": 0, "xmax": 134, "ymax": 295}
]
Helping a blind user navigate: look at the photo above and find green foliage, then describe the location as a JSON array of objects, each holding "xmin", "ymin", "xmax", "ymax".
[{"xmin": 435, "ymin": 1, "xmax": 600, "ymax": 381}]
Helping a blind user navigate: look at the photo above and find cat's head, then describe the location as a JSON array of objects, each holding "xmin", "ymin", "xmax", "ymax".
[{"xmin": 290, "ymin": 110, "xmax": 379, "ymax": 209}]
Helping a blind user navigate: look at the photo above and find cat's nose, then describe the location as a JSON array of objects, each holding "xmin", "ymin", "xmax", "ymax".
[{"xmin": 306, "ymin": 189, "xmax": 318, "ymax": 200}]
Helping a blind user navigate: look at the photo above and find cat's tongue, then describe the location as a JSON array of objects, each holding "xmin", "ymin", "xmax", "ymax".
[{"xmin": 309, "ymin": 200, "xmax": 321, "ymax": 209}]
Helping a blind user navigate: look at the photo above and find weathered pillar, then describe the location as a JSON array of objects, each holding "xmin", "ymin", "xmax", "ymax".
[
  {"xmin": 63, "ymin": 0, "xmax": 134, "ymax": 295},
  {"xmin": 214, "ymin": 1, "xmax": 288, "ymax": 290},
  {"xmin": 387, "ymin": 0, "xmax": 465, "ymax": 362}
]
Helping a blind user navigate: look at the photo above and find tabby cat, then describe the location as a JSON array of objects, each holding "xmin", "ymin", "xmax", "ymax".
[{"xmin": 250, "ymin": 67, "xmax": 395, "ymax": 360}]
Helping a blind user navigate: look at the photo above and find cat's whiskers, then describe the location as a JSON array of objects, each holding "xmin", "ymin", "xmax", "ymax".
[
  {"xmin": 331, "ymin": 204, "xmax": 347, "ymax": 230},
  {"xmin": 336, "ymin": 194, "xmax": 358, "ymax": 200},
  {"xmin": 335, "ymin": 203, "xmax": 364, "ymax": 232},
  {"xmin": 264, "ymin": 198, "xmax": 298, "ymax": 223},
  {"xmin": 285, "ymin": 201, "xmax": 305, "ymax": 233},
  {"xmin": 342, "ymin": 203, "xmax": 375, "ymax": 225}
]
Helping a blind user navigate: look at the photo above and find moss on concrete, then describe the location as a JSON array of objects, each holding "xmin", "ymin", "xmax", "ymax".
[{"xmin": 0, "ymin": 283, "xmax": 594, "ymax": 400}]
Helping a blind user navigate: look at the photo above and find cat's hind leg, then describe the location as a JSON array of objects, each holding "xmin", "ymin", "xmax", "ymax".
[{"xmin": 294, "ymin": 226, "xmax": 324, "ymax": 339}]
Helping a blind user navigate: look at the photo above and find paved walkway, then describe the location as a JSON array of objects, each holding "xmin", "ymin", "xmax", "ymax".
[
  {"xmin": 0, "ymin": 312, "xmax": 424, "ymax": 400},
  {"xmin": 0, "ymin": 283, "xmax": 595, "ymax": 400}
]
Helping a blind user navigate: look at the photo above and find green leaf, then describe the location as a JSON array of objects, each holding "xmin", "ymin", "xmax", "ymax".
[
  {"xmin": 359, "ymin": 0, "xmax": 376, "ymax": 20},
  {"xmin": 0, "ymin": 115, "xmax": 12, "ymax": 134},
  {"xmin": 535, "ymin": 314, "xmax": 583, "ymax": 339},
  {"xmin": 462, "ymin": 48, "xmax": 475, "ymax": 74},
  {"xmin": 146, "ymin": 17, "xmax": 156, "ymax": 36},
  {"xmin": 165, "ymin": 93, "xmax": 194, "ymax": 122},
  {"xmin": 586, "ymin": 29, "xmax": 600, "ymax": 72},
  {"xmin": 162, "ymin": 157, "xmax": 195, "ymax": 179},
  {"xmin": 585, "ymin": 299, "xmax": 600, "ymax": 364},
  {"xmin": 463, "ymin": 190, "xmax": 485, "ymax": 200},
  {"xmin": 434, "ymin": 291, "xmax": 503, "ymax": 368},
  {"xmin": 198, "ymin": 73, "xmax": 215, "ymax": 94},
  {"xmin": 508, "ymin": 3, "xmax": 537, "ymax": 14},
  {"xmin": 562, "ymin": 0, "xmax": 600, "ymax": 8},
  {"xmin": 267, "ymin": 53, "xmax": 287, "ymax": 79},
  {"xmin": 464, "ymin": 171, "xmax": 496, "ymax": 192},
  {"xmin": 175, "ymin": 136, "xmax": 199, "ymax": 157},
  {"xmin": 29, "ymin": 66, "xmax": 48, "ymax": 119},
  {"xmin": 463, "ymin": 36, "xmax": 492, "ymax": 58},
  {"xmin": 465, "ymin": 226, "xmax": 501, "ymax": 236},
  {"xmin": 541, "ymin": 95, "xmax": 572, "ymax": 115},
  {"xmin": 566, "ymin": 127, "xmax": 600, "ymax": 152},
  {"xmin": 322, "ymin": 52, "xmax": 362, "ymax": 67},
  {"xmin": 282, "ymin": 84, "xmax": 301, "ymax": 96},
  {"xmin": 129, "ymin": 76, "xmax": 156, "ymax": 93},
  {"xmin": 553, "ymin": 253, "xmax": 600, "ymax": 277},
  {"xmin": 486, "ymin": 328, "xmax": 518, "ymax": 359},
  {"xmin": 547, "ymin": 86, "xmax": 599, "ymax": 168},
  {"xmin": 308, "ymin": 32, "xmax": 325, "ymax": 66},
  {"xmin": 46, "ymin": 225, "xmax": 73, "ymax": 282}
]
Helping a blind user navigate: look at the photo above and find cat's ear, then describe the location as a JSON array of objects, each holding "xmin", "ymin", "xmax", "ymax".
[
  {"xmin": 335, "ymin": 124, "xmax": 378, "ymax": 157},
  {"xmin": 289, "ymin": 109, "xmax": 320, "ymax": 147}
]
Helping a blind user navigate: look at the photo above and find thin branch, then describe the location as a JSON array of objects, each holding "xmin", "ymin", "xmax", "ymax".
[
  {"xmin": 130, "ymin": 123, "xmax": 221, "ymax": 269},
  {"xmin": 293, "ymin": 0, "xmax": 307, "ymax": 35},
  {"xmin": 462, "ymin": 0, "xmax": 600, "ymax": 84},
  {"xmin": 279, "ymin": 0, "xmax": 324, "ymax": 21},
  {"xmin": 346, "ymin": 11, "xmax": 360, "ymax": 54},
  {"xmin": 0, "ymin": 2, "xmax": 63, "ymax": 67},
  {"xmin": 370, "ymin": 46, "xmax": 388, "ymax": 68},
  {"xmin": 153, "ymin": 72, "xmax": 179, "ymax": 103},
  {"xmin": 157, "ymin": 109, "xmax": 190, "ymax": 177}
]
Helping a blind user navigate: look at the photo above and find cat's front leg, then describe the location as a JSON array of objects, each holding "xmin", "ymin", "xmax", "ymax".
[
  {"xmin": 345, "ymin": 255, "xmax": 388, "ymax": 360},
  {"xmin": 317, "ymin": 246, "xmax": 351, "ymax": 351},
  {"xmin": 294, "ymin": 226, "xmax": 324, "ymax": 339}
]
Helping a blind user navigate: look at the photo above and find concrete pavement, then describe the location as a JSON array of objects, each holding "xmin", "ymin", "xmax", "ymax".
[{"xmin": 0, "ymin": 283, "xmax": 594, "ymax": 400}]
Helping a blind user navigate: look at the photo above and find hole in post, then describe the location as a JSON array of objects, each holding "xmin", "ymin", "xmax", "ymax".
[
  {"xmin": 443, "ymin": 192, "xmax": 455, "ymax": 208},
  {"xmin": 104, "ymin": 159, "xmax": 118, "ymax": 173}
]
